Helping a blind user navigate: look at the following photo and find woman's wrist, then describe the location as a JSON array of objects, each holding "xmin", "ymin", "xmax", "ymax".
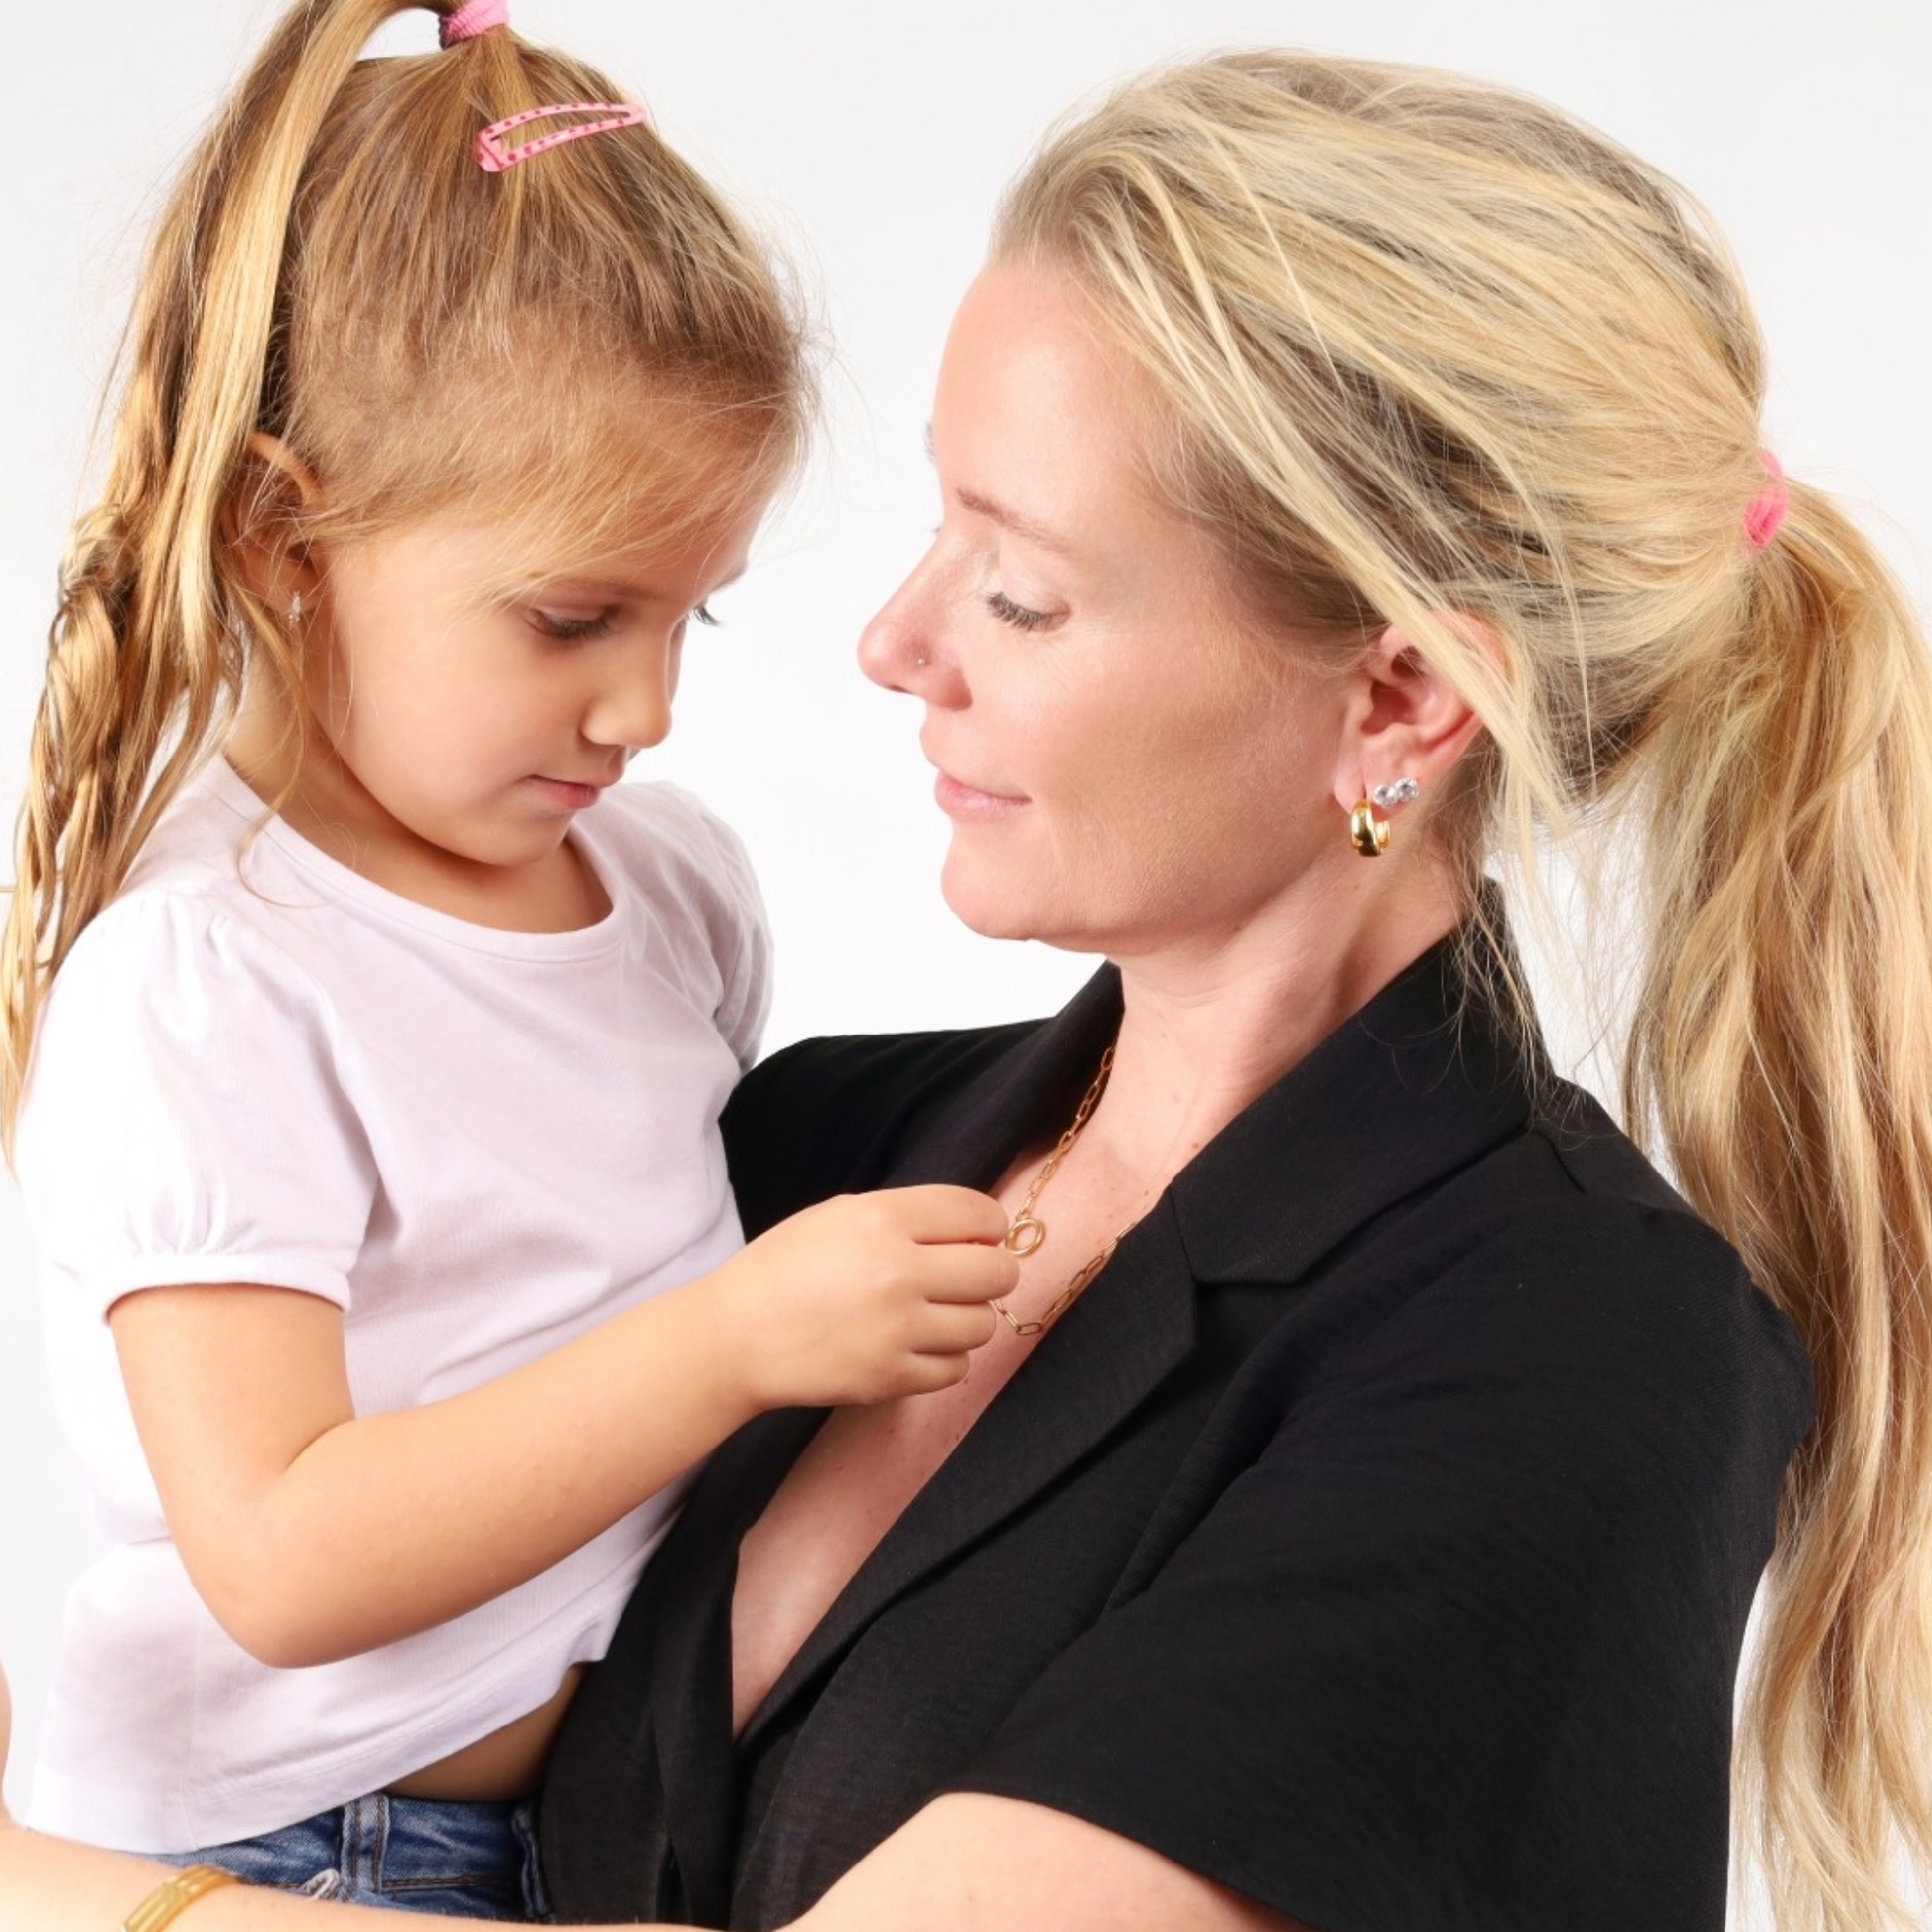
[{"xmin": 122, "ymin": 1863, "xmax": 242, "ymax": 1932}]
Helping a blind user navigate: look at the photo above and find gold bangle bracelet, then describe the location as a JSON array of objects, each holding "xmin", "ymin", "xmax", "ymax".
[{"xmin": 122, "ymin": 1863, "xmax": 241, "ymax": 1932}]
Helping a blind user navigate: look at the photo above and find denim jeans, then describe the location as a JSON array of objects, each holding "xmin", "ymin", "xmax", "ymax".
[{"xmin": 158, "ymin": 1792, "xmax": 550, "ymax": 1919}]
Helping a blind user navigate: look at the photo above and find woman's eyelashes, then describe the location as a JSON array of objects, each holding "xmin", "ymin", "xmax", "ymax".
[{"xmin": 983, "ymin": 589, "xmax": 1057, "ymax": 632}]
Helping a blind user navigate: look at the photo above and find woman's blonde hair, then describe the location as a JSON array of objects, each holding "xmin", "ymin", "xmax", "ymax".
[
  {"xmin": 997, "ymin": 51, "xmax": 1932, "ymax": 1931},
  {"xmin": 1, "ymin": 0, "xmax": 811, "ymax": 1145}
]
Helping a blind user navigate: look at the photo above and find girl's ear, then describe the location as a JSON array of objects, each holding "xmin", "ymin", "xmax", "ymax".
[
  {"xmin": 221, "ymin": 432, "xmax": 325, "ymax": 615},
  {"xmin": 1328, "ymin": 617, "xmax": 1496, "ymax": 814}
]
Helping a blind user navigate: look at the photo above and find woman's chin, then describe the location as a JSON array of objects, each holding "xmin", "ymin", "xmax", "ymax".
[
  {"xmin": 938, "ymin": 860, "xmax": 1116, "ymax": 955},
  {"xmin": 938, "ymin": 857, "xmax": 1050, "ymax": 944}
]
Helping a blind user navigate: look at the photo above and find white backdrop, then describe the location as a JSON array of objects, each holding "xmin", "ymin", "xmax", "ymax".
[{"xmin": 2, "ymin": 0, "xmax": 1927, "ymax": 1915}]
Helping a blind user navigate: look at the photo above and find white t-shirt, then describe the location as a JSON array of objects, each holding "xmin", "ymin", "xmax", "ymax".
[{"xmin": 15, "ymin": 757, "xmax": 770, "ymax": 1853}]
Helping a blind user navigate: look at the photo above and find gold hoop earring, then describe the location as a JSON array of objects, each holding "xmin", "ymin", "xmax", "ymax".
[{"xmin": 1349, "ymin": 799, "xmax": 1389, "ymax": 858}]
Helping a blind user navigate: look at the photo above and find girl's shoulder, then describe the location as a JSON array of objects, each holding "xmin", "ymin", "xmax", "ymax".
[
  {"xmin": 583, "ymin": 781, "xmax": 760, "ymax": 918},
  {"xmin": 588, "ymin": 781, "xmax": 770, "ymax": 1065},
  {"xmin": 63, "ymin": 765, "xmax": 320, "ymax": 995}
]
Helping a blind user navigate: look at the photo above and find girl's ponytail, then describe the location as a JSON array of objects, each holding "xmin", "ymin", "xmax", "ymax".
[
  {"xmin": 1630, "ymin": 494, "xmax": 1932, "ymax": 1928},
  {"xmin": 1, "ymin": 0, "xmax": 435, "ymax": 1146}
]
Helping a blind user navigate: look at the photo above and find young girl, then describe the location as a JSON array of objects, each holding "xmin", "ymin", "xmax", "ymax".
[{"xmin": 0, "ymin": 0, "xmax": 1016, "ymax": 1915}]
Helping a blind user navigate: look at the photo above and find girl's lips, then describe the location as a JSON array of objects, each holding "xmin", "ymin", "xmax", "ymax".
[
  {"xmin": 527, "ymin": 775, "xmax": 612, "ymax": 812},
  {"xmin": 934, "ymin": 771, "xmax": 1029, "ymax": 819}
]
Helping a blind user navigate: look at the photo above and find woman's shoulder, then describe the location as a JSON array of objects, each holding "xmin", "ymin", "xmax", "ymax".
[{"xmin": 1343, "ymin": 1078, "xmax": 1814, "ymax": 1436}]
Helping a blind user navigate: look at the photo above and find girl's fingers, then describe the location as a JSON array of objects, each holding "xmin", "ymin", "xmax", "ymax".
[
  {"xmin": 910, "ymin": 1241, "xmax": 1021, "ymax": 1303},
  {"xmin": 878, "ymin": 1185, "xmax": 1015, "ymax": 1248},
  {"xmin": 915, "ymin": 1301, "xmax": 1001, "ymax": 1356},
  {"xmin": 902, "ymin": 1349, "xmax": 977, "ymax": 1394}
]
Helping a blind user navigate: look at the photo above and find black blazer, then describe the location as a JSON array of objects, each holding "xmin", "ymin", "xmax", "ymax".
[{"xmin": 539, "ymin": 935, "xmax": 1812, "ymax": 1932}]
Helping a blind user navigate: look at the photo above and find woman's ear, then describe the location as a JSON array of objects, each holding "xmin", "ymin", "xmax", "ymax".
[
  {"xmin": 1328, "ymin": 617, "xmax": 1496, "ymax": 816},
  {"xmin": 221, "ymin": 432, "xmax": 324, "ymax": 618}
]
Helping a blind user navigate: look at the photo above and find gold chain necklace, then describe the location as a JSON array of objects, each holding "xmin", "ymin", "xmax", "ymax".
[{"xmin": 995, "ymin": 1044, "xmax": 1142, "ymax": 1339}]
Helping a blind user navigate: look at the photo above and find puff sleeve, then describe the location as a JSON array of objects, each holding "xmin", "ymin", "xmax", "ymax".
[{"xmin": 17, "ymin": 893, "xmax": 378, "ymax": 1320}]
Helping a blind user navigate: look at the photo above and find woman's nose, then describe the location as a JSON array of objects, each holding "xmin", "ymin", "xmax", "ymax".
[{"xmin": 858, "ymin": 558, "xmax": 943, "ymax": 695}]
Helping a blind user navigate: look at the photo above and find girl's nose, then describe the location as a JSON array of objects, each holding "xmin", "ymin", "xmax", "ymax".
[{"xmin": 586, "ymin": 637, "xmax": 677, "ymax": 751}]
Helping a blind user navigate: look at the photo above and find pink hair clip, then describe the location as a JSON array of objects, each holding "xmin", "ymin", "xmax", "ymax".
[
  {"xmin": 440, "ymin": 0, "xmax": 509, "ymax": 47},
  {"xmin": 473, "ymin": 101, "xmax": 651, "ymax": 173},
  {"xmin": 1744, "ymin": 448, "xmax": 1790, "ymax": 551}
]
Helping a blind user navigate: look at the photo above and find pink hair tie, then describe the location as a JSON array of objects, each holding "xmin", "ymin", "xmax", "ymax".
[
  {"xmin": 474, "ymin": 101, "xmax": 650, "ymax": 172},
  {"xmin": 440, "ymin": 0, "xmax": 509, "ymax": 46},
  {"xmin": 1745, "ymin": 448, "xmax": 1790, "ymax": 551}
]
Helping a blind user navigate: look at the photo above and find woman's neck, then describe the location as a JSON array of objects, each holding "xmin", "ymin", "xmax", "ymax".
[{"xmin": 1077, "ymin": 859, "xmax": 1467, "ymax": 1188}]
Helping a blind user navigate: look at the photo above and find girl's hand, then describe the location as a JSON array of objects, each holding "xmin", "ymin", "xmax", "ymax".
[{"xmin": 713, "ymin": 1187, "xmax": 1019, "ymax": 1407}]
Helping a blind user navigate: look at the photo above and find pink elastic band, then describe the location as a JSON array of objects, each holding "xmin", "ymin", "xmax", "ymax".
[
  {"xmin": 440, "ymin": 0, "xmax": 508, "ymax": 45},
  {"xmin": 1745, "ymin": 449, "xmax": 1789, "ymax": 551},
  {"xmin": 473, "ymin": 101, "xmax": 649, "ymax": 172}
]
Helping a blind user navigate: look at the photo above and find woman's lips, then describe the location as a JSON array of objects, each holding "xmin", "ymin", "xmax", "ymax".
[{"xmin": 933, "ymin": 770, "xmax": 1029, "ymax": 819}]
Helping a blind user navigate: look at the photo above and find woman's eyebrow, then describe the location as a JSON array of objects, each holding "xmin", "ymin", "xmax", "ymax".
[
  {"xmin": 952, "ymin": 486, "xmax": 1074, "ymax": 556},
  {"xmin": 924, "ymin": 425, "xmax": 1073, "ymax": 557}
]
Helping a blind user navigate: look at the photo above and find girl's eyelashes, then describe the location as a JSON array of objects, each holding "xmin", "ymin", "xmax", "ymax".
[
  {"xmin": 531, "ymin": 607, "xmax": 617, "ymax": 643},
  {"xmin": 526, "ymin": 598, "xmax": 721, "ymax": 642},
  {"xmin": 983, "ymin": 589, "xmax": 1058, "ymax": 632}
]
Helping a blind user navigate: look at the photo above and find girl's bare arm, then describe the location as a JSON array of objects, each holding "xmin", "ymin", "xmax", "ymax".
[{"xmin": 109, "ymin": 1185, "xmax": 1010, "ymax": 1666}]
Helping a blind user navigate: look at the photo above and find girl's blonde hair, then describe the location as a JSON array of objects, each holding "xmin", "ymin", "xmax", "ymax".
[
  {"xmin": 2, "ymin": 0, "xmax": 811, "ymax": 1144},
  {"xmin": 997, "ymin": 52, "xmax": 1932, "ymax": 1931}
]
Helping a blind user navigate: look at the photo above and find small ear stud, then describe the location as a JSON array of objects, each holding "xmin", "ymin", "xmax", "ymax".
[
  {"xmin": 287, "ymin": 590, "xmax": 304, "ymax": 625},
  {"xmin": 1351, "ymin": 777, "xmax": 1420, "ymax": 857}
]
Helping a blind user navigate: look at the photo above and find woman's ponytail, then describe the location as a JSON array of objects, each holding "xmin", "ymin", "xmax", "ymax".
[
  {"xmin": 997, "ymin": 51, "xmax": 1932, "ymax": 1925},
  {"xmin": 1630, "ymin": 495, "xmax": 1932, "ymax": 1928}
]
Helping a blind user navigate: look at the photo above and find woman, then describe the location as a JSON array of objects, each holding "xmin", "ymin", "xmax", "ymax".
[{"xmin": 4, "ymin": 47, "xmax": 1928, "ymax": 1932}]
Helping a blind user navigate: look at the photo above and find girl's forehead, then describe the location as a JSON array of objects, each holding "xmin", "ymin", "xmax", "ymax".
[
  {"xmin": 340, "ymin": 428, "xmax": 783, "ymax": 586},
  {"xmin": 302, "ymin": 358, "xmax": 800, "ymax": 559},
  {"xmin": 378, "ymin": 484, "xmax": 772, "ymax": 600}
]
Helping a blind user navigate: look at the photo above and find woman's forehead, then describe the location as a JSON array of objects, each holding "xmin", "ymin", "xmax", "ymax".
[{"xmin": 931, "ymin": 266, "xmax": 1164, "ymax": 537}]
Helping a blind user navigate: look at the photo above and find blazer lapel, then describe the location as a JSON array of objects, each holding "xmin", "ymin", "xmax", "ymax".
[
  {"xmin": 1170, "ymin": 930, "xmax": 1539, "ymax": 1288},
  {"xmin": 647, "ymin": 1405, "xmax": 825, "ymax": 1920},
  {"xmin": 733, "ymin": 969, "xmax": 1197, "ymax": 1747},
  {"xmin": 737, "ymin": 1201, "xmax": 1198, "ymax": 1749},
  {"xmin": 653, "ymin": 974, "xmax": 1131, "ymax": 1886}
]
